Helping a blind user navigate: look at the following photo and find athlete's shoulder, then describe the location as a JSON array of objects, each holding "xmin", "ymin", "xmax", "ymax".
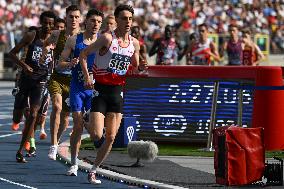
[{"xmin": 101, "ymin": 32, "xmax": 113, "ymax": 42}]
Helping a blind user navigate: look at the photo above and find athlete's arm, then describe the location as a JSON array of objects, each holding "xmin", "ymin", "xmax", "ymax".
[
  {"xmin": 148, "ymin": 39, "xmax": 160, "ymax": 57},
  {"xmin": 58, "ymin": 35, "xmax": 78, "ymax": 69},
  {"xmin": 8, "ymin": 31, "xmax": 35, "ymax": 75},
  {"xmin": 132, "ymin": 37, "xmax": 147, "ymax": 73},
  {"xmin": 253, "ymin": 43, "xmax": 265, "ymax": 66},
  {"xmin": 140, "ymin": 43, "xmax": 147, "ymax": 61},
  {"xmin": 80, "ymin": 33, "xmax": 111, "ymax": 89},
  {"xmin": 209, "ymin": 42, "xmax": 221, "ymax": 62},
  {"xmin": 39, "ymin": 31, "xmax": 59, "ymax": 65},
  {"xmin": 220, "ymin": 41, "xmax": 227, "ymax": 58}
]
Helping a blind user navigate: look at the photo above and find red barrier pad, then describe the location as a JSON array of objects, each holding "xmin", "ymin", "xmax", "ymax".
[{"xmin": 213, "ymin": 126, "xmax": 265, "ymax": 186}]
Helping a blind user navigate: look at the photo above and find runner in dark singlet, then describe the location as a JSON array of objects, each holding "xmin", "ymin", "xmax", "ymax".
[
  {"xmin": 220, "ymin": 24, "xmax": 243, "ymax": 66},
  {"xmin": 8, "ymin": 11, "xmax": 56, "ymax": 163},
  {"xmin": 131, "ymin": 26, "xmax": 147, "ymax": 62}
]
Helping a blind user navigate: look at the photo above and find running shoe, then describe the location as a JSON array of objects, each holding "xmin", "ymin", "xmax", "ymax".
[
  {"xmin": 66, "ymin": 165, "xmax": 78, "ymax": 176},
  {"xmin": 12, "ymin": 87, "xmax": 19, "ymax": 96},
  {"xmin": 26, "ymin": 147, "xmax": 36, "ymax": 157},
  {"xmin": 39, "ymin": 130, "xmax": 47, "ymax": 140},
  {"xmin": 88, "ymin": 172, "xmax": 101, "ymax": 184},
  {"xmin": 11, "ymin": 122, "xmax": 20, "ymax": 131},
  {"xmin": 48, "ymin": 145, "xmax": 58, "ymax": 160},
  {"xmin": 16, "ymin": 152, "xmax": 27, "ymax": 163},
  {"xmin": 24, "ymin": 141, "xmax": 30, "ymax": 151}
]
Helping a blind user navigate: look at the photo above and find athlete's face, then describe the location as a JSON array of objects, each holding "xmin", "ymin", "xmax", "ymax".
[
  {"xmin": 198, "ymin": 26, "xmax": 208, "ymax": 40},
  {"xmin": 105, "ymin": 18, "xmax": 116, "ymax": 31},
  {"xmin": 41, "ymin": 17, "xmax": 55, "ymax": 34},
  {"xmin": 85, "ymin": 15, "xmax": 103, "ymax": 35},
  {"xmin": 55, "ymin": 22, "xmax": 65, "ymax": 31},
  {"xmin": 164, "ymin": 26, "xmax": 173, "ymax": 39},
  {"xmin": 229, "ymin": 27, "xmax": 238, "ymax": 38},
  {"xmin": 116, "ymin": 10, "xmax": 133, "ymax": 32},
  {"xmin": 66, "ymin": 10, "xmax": 81, "ymax": 30}
]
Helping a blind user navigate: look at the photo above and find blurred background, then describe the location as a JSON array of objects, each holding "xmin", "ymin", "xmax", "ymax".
[{"xmin": 1, "ymin": 0, "xmax": 284, "ymax": 79}]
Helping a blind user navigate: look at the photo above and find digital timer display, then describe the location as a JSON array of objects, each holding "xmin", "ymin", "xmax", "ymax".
[{"xmin": 124, "ymin": 78, "xmax": 253, "ymax": 143}]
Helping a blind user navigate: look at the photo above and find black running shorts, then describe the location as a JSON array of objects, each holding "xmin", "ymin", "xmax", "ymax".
[
  {"xmin": 91, "ymin": 83, "xmax": 123, "ymax": 115},
  {"xmin": 14, "ymin": 75, "xmax": 47, "ymax": 109}
]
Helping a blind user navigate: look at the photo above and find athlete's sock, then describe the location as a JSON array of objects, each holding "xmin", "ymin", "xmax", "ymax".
[
  {"xmin": 30, "ymin": 138, "xmax": 36, "ymax": 149},
  {"xmin": 91, "ymin": 165, "xmax": 98, "ymax": 173},
  {"xmin": 71, "ymin": 156, "xmax": 78, "ymax": 166}
]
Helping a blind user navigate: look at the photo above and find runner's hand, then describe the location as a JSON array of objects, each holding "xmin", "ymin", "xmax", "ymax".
[
  {"xmin": 84, "ymin": 78, "xmax": 93, "ymax": 89},
  {"xmin": 23, "ymin": 64, "xmax": 33, "ymax": 75},
  {"xmin": 138, "ymin": 59, "xmax": 148, "ymax": 71},
  {"xmin": 69, "ymin": 58, "xmax": 79, "ymax": 68}
]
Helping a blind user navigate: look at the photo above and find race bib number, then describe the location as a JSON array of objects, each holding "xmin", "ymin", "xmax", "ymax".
[{"xmin": 107, "ymin": 53, "xmax": 131, "ymax": 76}]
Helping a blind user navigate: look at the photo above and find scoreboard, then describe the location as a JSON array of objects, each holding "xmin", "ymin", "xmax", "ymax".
[{"xmin": 123, "ymin": 78, "xmax": 254, "ymax": 143}]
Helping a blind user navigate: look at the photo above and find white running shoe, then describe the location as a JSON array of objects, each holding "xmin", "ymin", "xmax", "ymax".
[
  {"xmin": 66, "ymin": 165, "xmax": 78, "ymax": 176},
  {"xmin": 48, "ymin": 145, "xmax": 58, "ymax": 160},
  {"xmin": 88, "ymin": 172, "xmax": 101, "ymax": 184}
]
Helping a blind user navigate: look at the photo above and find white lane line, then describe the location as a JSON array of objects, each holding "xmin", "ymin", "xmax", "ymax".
[
  {"xmin": 0, "ymin": 177, "xmax": 37, "ymax": 189},
  {"xmin": 0, "ymin": 132, "xmax": 21, "ymax": 138}
]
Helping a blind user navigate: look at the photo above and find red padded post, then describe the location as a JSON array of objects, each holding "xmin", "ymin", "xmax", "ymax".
[{"xmin": 253, "ymin": 66, "xmax": 284, "ymax": 150}]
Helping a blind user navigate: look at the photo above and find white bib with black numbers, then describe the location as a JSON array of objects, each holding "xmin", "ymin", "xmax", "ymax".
[{"xmin": 107, "ymin": 53, "xmax": 131, "ymax": 76}]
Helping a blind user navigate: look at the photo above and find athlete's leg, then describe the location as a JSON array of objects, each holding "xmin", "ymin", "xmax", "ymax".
[
  {"xmin": 37, "ymin": 92, "xmax": 50, "ymax": 140},
  {"xmin": 57, "ymin": 111, "xmax": 69, "ymax": 142},
  {"xmin": 50, "ymin": 93, "xmax": 62, "ymax": 145},
  {"xmin": 67, "ymin": 89, "xmax": 87, "ymax": 176},
  {"xmin": 94, "ymin": 112, "xmax": 122, "ymax": 167}
]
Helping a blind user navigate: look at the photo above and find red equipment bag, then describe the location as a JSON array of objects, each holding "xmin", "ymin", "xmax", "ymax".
[{"xmin": 213, "ymin": 126, "xmax": 265, "ymax": 186}]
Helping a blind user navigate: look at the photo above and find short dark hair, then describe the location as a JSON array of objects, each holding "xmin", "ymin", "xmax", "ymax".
[
  {"xmin": 114, "ymin": 4, "xmax": 134, "ymax": 18},
  {"xmin": 229, "ymin": 24, "xmax": 238, "ymax": 30},
  {"xmin": 86, "ymin": 9, "xmax": 104, "ymax": 19},
  {"xmin": 198, "ymin": 23, "xmax": 208, "ymax": 30},
  {"xmin": 242, "ymin": 28, "xmax": 251, "ymax": 35},
  {"xmin": 55, "ymin": 17, "xmax": 65, "ymax": 24},
  {"xmin": 28, "ymin": 26, "xmax": 38, "ymax": 31},
  {"xmin": 66, "ymin": 5, "xmax": 80, "ymax": 15},
  {"xmin": 40, "ymin": 11, "xmax": 57, "ymax": 23},
  {"xmin": 189, "ymin": 32, "xmax": 197, "ymax": 40}
]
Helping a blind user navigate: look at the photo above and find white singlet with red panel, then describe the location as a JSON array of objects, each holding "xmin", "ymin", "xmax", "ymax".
[
  {"xmin": 191, "ymin": 39, "xmax": 211, "ymax": 65},
  {"xmin": 92, "ymin": 31, "xmax": 135, "ymax": 86}
]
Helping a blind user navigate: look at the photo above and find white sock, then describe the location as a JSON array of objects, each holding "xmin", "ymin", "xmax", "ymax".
[{"xmin": 91, "ymin": 165, "xmax": 98, "ymax": 173}]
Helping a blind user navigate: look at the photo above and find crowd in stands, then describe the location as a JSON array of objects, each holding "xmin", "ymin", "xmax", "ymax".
[{"xmin": 1, "ymin": 0, "xmax": 284, "ymax": 53}]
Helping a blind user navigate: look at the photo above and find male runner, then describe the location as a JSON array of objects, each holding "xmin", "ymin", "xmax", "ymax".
[
  {"xmin": 79, "ymin": 4, "xmax": 147, "ymax": 184},
  {"xmin": 188, "ymin": 23, "xmax": 220, "ymax": 65},
  {"xmin": 149, "ymin": 25, "xmax": 182, "ymax": 65},
  {"xmin": 59, "ymin": 9, "xmax": 103, "ymax": 176},
  {"xmin": 241, "ymin": 28, "xmax": 264, "ymax": 66},
  {"xmin": 131, "ymin": 26, "xmax": 147, "ymax": 62},
  {"xmin": 100, "ymin": 14, "xmax": 116, "ymax": 34},
  {"xmin": 55, "ymin": 17, "xmax": 65, "ymax": 31},
  {"xmin": 9, "ymin": 11, "xmax": 56, "ymax": 163},
  {"xmin": 44, "ymin": 5, "xmax": 81, "ymax": 160},
  {"xmin": 220, "ymin": 24, "xmax": 243, "ymax": 66}
]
